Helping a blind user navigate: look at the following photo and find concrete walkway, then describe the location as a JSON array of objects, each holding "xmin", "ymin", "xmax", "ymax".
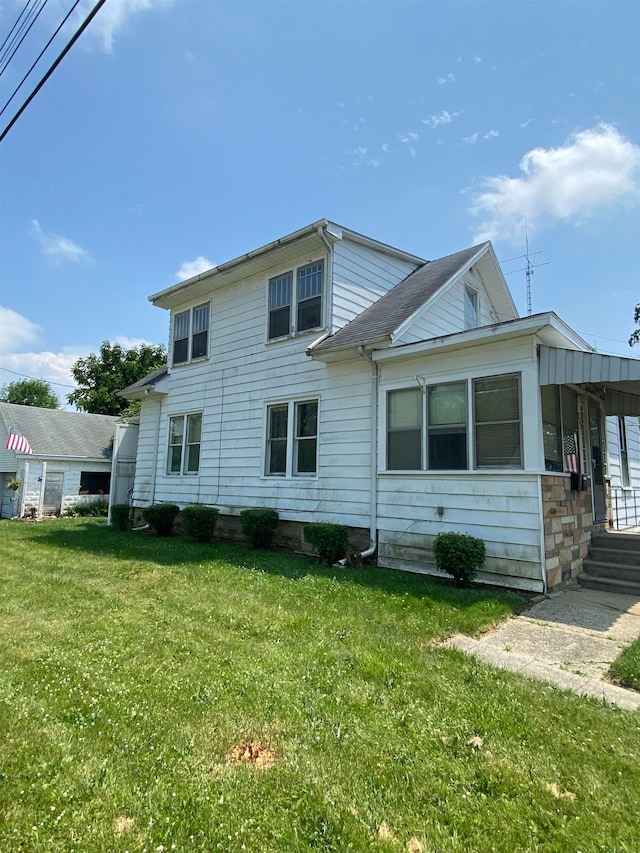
[{"xmin": 445, "ymin": 587, "xmax": 640, "ymax": 711}]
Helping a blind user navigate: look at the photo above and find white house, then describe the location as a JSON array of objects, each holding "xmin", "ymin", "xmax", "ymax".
[
  {"xmin": 118, "ymin": 220, "xmax": 640, "ymax": 592},
  {"xmin": 0, "ymin": 403, "xmax": 118, "ymax": 518},
  {"xmin": 606, "ymin": 415, "xmax": 640, "ymax": 529}
]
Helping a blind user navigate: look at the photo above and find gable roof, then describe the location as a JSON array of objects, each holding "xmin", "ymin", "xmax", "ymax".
[
  {"xmin": 311, "ymin": 243, "xmax": 489, "ymax": 356},
  {"xmin": 0, "ymin": 403, "xmax": 118, "ymax": 459}
]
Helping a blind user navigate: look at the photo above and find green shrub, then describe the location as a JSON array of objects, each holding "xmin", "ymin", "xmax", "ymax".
[
  {"xmin": 143, "ymin": 503, "xmax": 180, "ymax": 537},
  {"xmin": 240, "ymin": 508, "xmax": 279, "ymax": 549},
  {"xmin": 182, "ymin": 505, "xmax": 219, "ymax": 543},
  {"xmin": 433, "ymin": 531, "xmax": 486, "ymax": 587},
  {"xmin": 304, "ymin": 522, "xmax": 350, "ymax": 565},
  {"xmin": 110, "ymin": 503, "xmax": 131, "ymax": 531},
  {"xmin": 68, "ymin": 498, "xmax": 109, "ymax": 517}
]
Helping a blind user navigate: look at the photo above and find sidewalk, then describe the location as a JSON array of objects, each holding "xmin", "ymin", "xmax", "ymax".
[{"xmin": 445, "ymin": 586, "xmax": 640, "ymax": 711}]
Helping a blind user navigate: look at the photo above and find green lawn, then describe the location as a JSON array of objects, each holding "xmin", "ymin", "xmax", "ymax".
[
  {"xmin": 610, "ymin": 636, "xmax": 640, "ymax": 691},
  {"xmin": 1, "ymin": 519, "xmax": 639, "ymax": 853}
]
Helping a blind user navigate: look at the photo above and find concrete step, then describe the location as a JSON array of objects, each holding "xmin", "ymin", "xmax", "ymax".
[
  {"xmin": 577, "ymin": 572, "xmax": 640, "ymax": 596},
  {"xmin": 591, "ymin": 532, "xmax": 640, "ymax": 551},
  {"xmin": 582, "ymin": 559, "xmax": 640, "ymax": 582},
  {"xmin": 587, "ymin": 546, "xmax": 640, "ymax": 568}
]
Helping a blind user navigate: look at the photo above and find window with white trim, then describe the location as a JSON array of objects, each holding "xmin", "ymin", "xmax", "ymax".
[
  {"xmin": 172, "ymin": 303, "xmax": 210, "ymax": 365},
  {"xmin": 268, "ymin": 261, "xmax": 324, "ymax": 340},
  {"xmin": 265, "ymin": 399, "xmax": 318, "ymax": 476},
  {"xmin": 386, "ymin": 374, "xmax": 522, "ymax": 471},
  {"xmin": 167, "ymin": 413, "xmax": 202, "ymax": 474},
  {"xmin": 464, "ymin": 286, "xmax": 478, "ymax": 329},
  {"xmin": 618, "ymin": 416, "xmax": 630, "ymax": 488}
]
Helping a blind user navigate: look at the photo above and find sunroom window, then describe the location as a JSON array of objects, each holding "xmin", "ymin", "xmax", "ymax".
[{"xmin": 474, "ymin": 375, "xmax": 522, "ymax": 468}]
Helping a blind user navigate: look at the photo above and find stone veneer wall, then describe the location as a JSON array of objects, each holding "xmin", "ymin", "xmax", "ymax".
[{"xmin": 542, "ymin": 474, "xmax": 602, "ymax": 590}]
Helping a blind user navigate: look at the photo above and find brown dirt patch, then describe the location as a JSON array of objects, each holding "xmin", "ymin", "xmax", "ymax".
[{"xmin": 228, "ymin": 741, "xmax": 275, "ymax": 769}]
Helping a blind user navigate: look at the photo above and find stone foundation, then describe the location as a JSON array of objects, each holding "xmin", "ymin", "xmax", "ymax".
[{"xmin": 542, "ymin": 474, "xmax": 602, "ymax": 590}]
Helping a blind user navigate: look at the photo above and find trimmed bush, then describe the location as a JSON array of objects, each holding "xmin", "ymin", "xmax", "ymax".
[
  {"xmin": 143, "ymin": 503, "xmax": 180, "ymax": 537},
  {"xmin": 304, "ymin": 522, "xmax": 350, "ymax": 565},
  {"xmin": 433, "ymin": 531, "xmax": 486, "ymax": 587},
  {"xmin": 68, "ymin": 498, "xmax": 109, "ymax": 517},
  {"xmin": 110, "ymin": 503, "xmax": 131, "ymax": 531},
  {"xmin": 240, "ymin": 508, "xmax": 279, "ymax": 549},
  {"xmin": 182, "ymin": 505, "xmax": 219, "ymax": 543}
]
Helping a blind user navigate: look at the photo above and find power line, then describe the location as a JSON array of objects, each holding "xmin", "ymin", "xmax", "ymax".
[
  {"xmin": 0, "ymin": 0, "xmax": 108, "ymax": 143},
  {"xmin": 0, "ymin": 0, "xmax": 34, "ymax": 57},
  {"xmin": 0, "ymin": 365, "xmax": 77, "ymax": 389},
  {"xmin": 0, "ymin": 0, "xmax": 83, "ymax": 120},
  {"xmin": 0, "ymin": 0, "xmax": 48, "ymax": 77}
]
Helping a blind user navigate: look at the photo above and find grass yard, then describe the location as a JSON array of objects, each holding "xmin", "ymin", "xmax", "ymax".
[
  {"xmin": 610, "ymin": 636, "xmax": 640, "ymax": 691},
  {"xmin": 0, "ymin": 519, "xmax": 639, "ymax": 853}
]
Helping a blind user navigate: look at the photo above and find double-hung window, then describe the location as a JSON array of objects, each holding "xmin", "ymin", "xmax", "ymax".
[
  {"xmin": 168, "ymin": 413, "xmax": 202, "ymax": 474},
  {"xmin": 172, "ymin": 303, "xmax": 210, "ymax": 365},
  {"xmin": 265, "ymin": 399, "xmax": 318, "ymax": 476},
  {"xmin": 268, "ymin": 261, "xmax": 324, "ymax": 340},
  {"xmin": 386, "ymin": 373, "xmax": 522, "ymax": 471}
]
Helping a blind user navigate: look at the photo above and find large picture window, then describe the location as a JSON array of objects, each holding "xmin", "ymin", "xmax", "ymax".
[
  {"xmin": 167, "ymin": 413, "xmax": 202, "ymax": 474},
  {"xmin": 266, "ymin": 399, "xmax": 318, "ymax": 476},
  {"xmin": 268, "ymin": 261, "xmax": 324, "ymax": 340},
  {"xmin": 172, "ymin": 303, "xmax": 210, "ymax": 365},
  {"xmin": 386, "ymin": 374, "xmax": 522, "ymax": 471}
]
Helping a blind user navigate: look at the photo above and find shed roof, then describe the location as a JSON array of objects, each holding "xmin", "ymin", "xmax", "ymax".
[
  {"xmin": 118, "ymin": 365, "xmax": 169, "ymax": 399},
  {"xmin": 0, "ymin": 403, "xmax": 118, "ymax": 459},
  {"xmin": 311, "ymin": 243, "xmax": 488, "ymax": 355}
]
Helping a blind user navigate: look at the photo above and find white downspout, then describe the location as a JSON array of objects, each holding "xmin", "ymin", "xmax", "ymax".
[
  {"xmin": 18, "ymin": 460, "xmax": 29, "ymax": 519},
  {"xmin": 148, "ymin": 392, "xmax": 162, "ymax": 506},
  {"xmin": 358, "ymin": 345, "xmax": 378, "ymax": 559},
  {"xmin": 38, "ymin": 461, "xmax": 47, "ymax": 519}
]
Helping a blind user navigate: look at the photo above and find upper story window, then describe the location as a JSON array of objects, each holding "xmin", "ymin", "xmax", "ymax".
[
  {"xmin": 168, "ymin": 413, "xmax": 202, "ymax": 474},
  {"xmin": 464, "ymin": 286, "xmax": 478, "ymax": 329},
  {"xmin": 172, "ymin": 303, "xmax": 210, "ymax": 365},
  {"xmin": 386, "ymin": 374, "xmax": 522, "ymax": 471},
  {"xmin": 268, "ymin": 261, "xmax": 324, "ymax": 340}
]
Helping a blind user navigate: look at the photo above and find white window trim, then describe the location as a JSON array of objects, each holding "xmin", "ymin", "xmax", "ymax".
[
  {"xmin": 464, "ymin": 285, "xmax": 479, "ymax": 330},
  {"xmin": 171, "ymin": 302, "xmax": 210, "ymax": 366},
  {"xmin": 167, "ymin": 412, "xmax": 203, "ymax": 476},
  {"xmin": 264, "ymin": 397, "xmax": 319, "ymax": 478},
  {"xmin": 267, "ymin": 259, "xmax": 325, "ymax": 341}
]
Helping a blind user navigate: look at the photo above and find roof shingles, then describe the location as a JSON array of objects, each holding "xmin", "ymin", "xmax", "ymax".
[{"xmin": 0, "ymin": 403, "xmax": 118, "ymax": 459}]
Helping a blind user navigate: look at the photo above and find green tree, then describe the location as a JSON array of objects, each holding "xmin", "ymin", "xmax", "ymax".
[
  {"xmin": 0, "ymin": 378, "xmax": 59, "ymax": 408},
  {"xmin": 67, "ymin": 341, "xmax": 167, "ymax": 416},
  {"xmin": 630, "ymin": 305, "xmax": 640, "ymax": 346}
]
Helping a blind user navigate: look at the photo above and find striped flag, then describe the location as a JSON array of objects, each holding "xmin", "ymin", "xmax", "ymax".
[
  {"xmin": 563, "ymin": 433, "xmax": 579, "ymax": 473},
  {"xmin": 5, "ymin": 428, "xmax": 33, "ymax": 454}
]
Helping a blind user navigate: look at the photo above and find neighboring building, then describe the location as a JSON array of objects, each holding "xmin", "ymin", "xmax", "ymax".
[
  {"xmin": 0, "ymin": 402, "xmax": 118, "ymax": 519},
  {"xmin": 606, "ymin": 415, "xmax": 640, "ymax": 529},
  {"xmin": 117, "ymin": 220, "xmax": 640, "ymax": 592}
]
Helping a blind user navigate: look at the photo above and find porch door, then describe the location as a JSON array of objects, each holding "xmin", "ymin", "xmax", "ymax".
[
  {"xmin": 43, "ymin": 472, "xmax": 64, "ymax": 516},
  {"xmin": 588, "ymin": 403, "xmax": 606, "ymax": 523}
]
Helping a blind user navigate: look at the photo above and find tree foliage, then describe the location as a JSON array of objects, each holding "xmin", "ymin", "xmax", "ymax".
[
  {"xmin": 630, "ymin": 305, "xmax": 640, "ymax": 346},
  {"xmin": 67, "ymin": 341, "xmax": 167, "ymax": 416},
  {"xmin": 0, "ymin": 378, "xmax": 59, "ymax": 408}
]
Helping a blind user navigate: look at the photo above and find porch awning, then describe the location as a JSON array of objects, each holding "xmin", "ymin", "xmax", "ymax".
[{"xmin": 539, "ymin": 346, "xmax": 640, "ymax": 416}]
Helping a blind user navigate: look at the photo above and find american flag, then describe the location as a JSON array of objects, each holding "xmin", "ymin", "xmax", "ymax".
[
  {"xmin": 5, "ymin": 428, "xmax": 33, "ymax": 454},
  {"xmin": 563, "ymin": 433, "xmax": 579, "ymax": 473}
]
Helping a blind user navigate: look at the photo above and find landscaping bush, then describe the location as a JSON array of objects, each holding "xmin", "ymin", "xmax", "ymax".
[
  {"xmin": 304, "ymin": 522, "xmax": 350, "ymax": 565},
  {"xmin": 240, "ymin": 508, "xmax": 279, "ymax": 549},
  {"xmin": 68, "ymin": 498, "xmax": 109, "ymax": 517},
  {"xmin": 143, "ymin": 503, "xmax": 180, "ymax": 537},
  {"xmin": 182, "ymin": 505, "xmax": 219, "ymax": 543},
  {"xmin": 433, "ymin": 531, "xmax": 486, "ymax": 587},
  {"xmin": 110, "ymin": 503, "xmax": 131, "ymax": 531}
]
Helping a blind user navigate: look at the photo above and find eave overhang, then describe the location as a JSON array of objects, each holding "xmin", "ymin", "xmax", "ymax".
[{"xmin": 539, "ymin": 346, "xmax": 640, "ymax": 416}]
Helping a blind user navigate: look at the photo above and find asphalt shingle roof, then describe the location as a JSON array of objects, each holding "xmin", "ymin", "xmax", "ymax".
[
  {"xmin": 0, "ymin": 403, "xmax": 118, "ymax": 459},
  {"xmin": 314, "ymin": 243, "xmax": 487, "ymax": 353},
  {"xmin": 118, "ymin": 365, "xmax": 168, "ymax": 397}
]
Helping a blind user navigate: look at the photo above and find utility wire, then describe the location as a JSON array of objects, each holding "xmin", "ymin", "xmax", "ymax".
[
  {"xmin": 0, "ymin": 0, "xmax": 47, "ymax": 76},
  {"xmin": 0, "ymin": 0, "xmax": 108, "ymax": 143},
  {"xmin": 0, "ymin": 0, "xmax": 33, "ymax": 57},
  {"xmin": 0, "ymin": 365, "xmax": 77, "ymax": 389},
  {"xmin": 0, "ymin": 0, "xmax": 83, "ymax": 119}
]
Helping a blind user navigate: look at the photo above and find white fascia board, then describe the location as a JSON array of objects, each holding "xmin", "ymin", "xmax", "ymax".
[
  {"xmin": 482, "ymin": 242, "xmax": 519, "ymax": 320},
  {"xmin": 373, "ymin": 312, "xmax": 589, "ymax": 364},
  {"xmin": 149, "ymin": 219, "xmax": 338, "ymax": 308}
]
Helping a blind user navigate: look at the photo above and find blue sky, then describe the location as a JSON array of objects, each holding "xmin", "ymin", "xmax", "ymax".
[{"xmin": 1, "ymin": 0, "xmax": 639, "ymax": 406}]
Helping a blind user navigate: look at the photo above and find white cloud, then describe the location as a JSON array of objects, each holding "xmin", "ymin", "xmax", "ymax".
[
  {"xmin": 175, "ymin": 256, "xmax": 214, "ymax": 280},
  {"xmin": 474, "ymin": 55, "xmax": 482, "ymax": 64},
  {"xmin": 381, "ymin": 143, "xmax": 390, "ymax": 153},
  {"xmin": 82, "ymin": 0, "xmax": 175, "ymax": 53},
  {"xmin": 30, "ymin": 220, "xmax": 90, "ymax": 264},
  {"xmin": 520, "ymin": 119, "xmax": 534, "ymax": 129},
  {"xmin": 400, "ymin": 132, "xmax": 419, "ymax": 144},
  {"xmin": 0, "ymin": 308, "xmax": 41, "ymax": 355},
  {"xmin": 423, "ymin": 109, "xmax": 461, "ymax": 129},
  {"xmin": 463, "ymin": 132, "xmax": 479, "ymax": 145},
  {"xmin": 468, "ymin": 124, "xmax": 640, "ymax": 243},
  {"xmin": 0, "ymin": 350, "xmax": 79, "ymax": 394},
  {"xmin": 438, "ymin": 73, "xmax": 456, "ymax": 85},
  {"xmin": 484, "ymin": 129, "xmax": 499, "ymax": 139}
]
